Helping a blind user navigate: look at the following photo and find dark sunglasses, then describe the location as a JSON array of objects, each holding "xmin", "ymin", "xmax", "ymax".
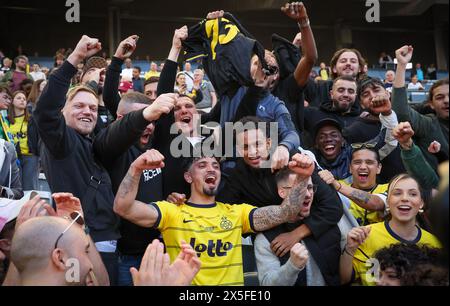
[
  {"xmin": 351, "ymin": 142, "xmax": 376, "ymax": 150},
  {"xmin": 54, "ymin": 211, "xmax": 85, "ymax": 249}
]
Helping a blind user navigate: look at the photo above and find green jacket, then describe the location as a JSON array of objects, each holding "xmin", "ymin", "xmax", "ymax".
[
  {"xmin": 392, "ymin": 86, "xmax": 449, "ymax": 171},
  {"xmin": 401, "ymin": 143, "xmax": 439, "ymax": 190}
]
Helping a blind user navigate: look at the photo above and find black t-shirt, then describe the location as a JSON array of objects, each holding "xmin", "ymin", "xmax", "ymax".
[{"xmin": 107, "ymin": 144, "xmax": 163, "ymax": 255}]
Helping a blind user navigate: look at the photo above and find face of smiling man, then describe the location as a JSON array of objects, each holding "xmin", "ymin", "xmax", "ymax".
[{"xmin": 62, "ymin": 87, "xmax": 98, "ymax": 136}]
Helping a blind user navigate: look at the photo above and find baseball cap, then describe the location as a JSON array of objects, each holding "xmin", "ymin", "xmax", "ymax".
[
  {"xmin": 119, "ymin": 80, "xmax": 133, "ymax": 93},
  {"xmin": 313, "ymin": 118, "xmax": 343, "ymax": 141},
  {"xmin": 82, "ymin": 56, "xmax": 107, "ymax": 74}
]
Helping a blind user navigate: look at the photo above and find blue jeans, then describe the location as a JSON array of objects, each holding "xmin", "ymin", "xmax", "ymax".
[
  {"xmin": 19, "ymin": 155, "xmax": 39, "ymax": 190},
  {"xmin": 118, "ymin": 254, "xmax": 143, "ymax": 286}
]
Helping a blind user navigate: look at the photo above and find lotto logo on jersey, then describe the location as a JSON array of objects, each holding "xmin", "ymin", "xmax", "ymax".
[{"xmin": 189, "ymin": 238, "xmax": 233, "ymax": 258}]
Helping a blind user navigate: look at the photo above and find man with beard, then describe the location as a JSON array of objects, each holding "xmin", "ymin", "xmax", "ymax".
[
  {"xmin": 114, "ymin": 148, "xmax": 315, "ymax": 286},
  {"xmin": 1, "ymin": 56, "xmax": 32, "ymax": 93},
  {"xmin": 314, "ymin": 88, "xmax": 399, "ymax": 181},
  {"xmin": 303, "ymin": 48, "xmax": 366, "ymax": 108},
  {"xmin": 303, "ymin": 76, "xmax": 360, "ymax": 147}
]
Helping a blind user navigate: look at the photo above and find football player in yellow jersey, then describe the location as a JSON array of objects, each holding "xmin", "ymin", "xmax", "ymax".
[
  {"xmin": 114, "ymin": 149, "xmax": 315, "ymax": 286},
  {"xmin": 339, "ymin": 173, "xmax": 441, "ymax": 286},
  {"xmin": 319, "ymin": 146, "xmax": 388, "ymax": 225}
]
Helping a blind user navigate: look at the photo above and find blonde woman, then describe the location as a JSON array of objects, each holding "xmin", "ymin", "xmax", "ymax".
[{"xmin": 339, "ymin": 173, "xmax": 441, "ymax": 286}]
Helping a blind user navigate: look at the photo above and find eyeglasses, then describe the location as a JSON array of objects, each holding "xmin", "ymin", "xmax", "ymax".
[
  {"xmin": 351, "ymin": 142, "xmax": 376, "ymax": 150},
  {"xmin": 54, "ymin": 211, "xmax": 85, "ymax": 249},
  {"xmin": 283, "ymin": 184, "xmax": 317, "ymax": 193}
]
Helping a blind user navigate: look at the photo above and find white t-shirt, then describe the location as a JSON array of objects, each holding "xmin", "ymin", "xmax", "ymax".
[
  {"xmin": 121, "ymin": 68, "xmax": 133, "ymax": 80},
  {"xmin": 407, "ymin": 82, "xmax": 424, "ymax": 90}
]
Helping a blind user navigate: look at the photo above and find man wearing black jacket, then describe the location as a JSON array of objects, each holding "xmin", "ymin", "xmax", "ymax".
[
  {"xmin": 303, "ymin": 76, "xmax": 361, "ymax": 147},
  {"xmin": 95, "ymin": 35, "xmax": 171, "ymax": 286},
  {"xmin": 217, "ymin": 116, "xmax": 343, "ymax": 265},
  {"xmin": 34, "ymin": 35, "xmax": 177, "ymax": 285}
]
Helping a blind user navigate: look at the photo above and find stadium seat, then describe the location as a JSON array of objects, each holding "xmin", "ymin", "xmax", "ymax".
[{"xmin": 410, "ymin": 91, "xmax": 428, "ymax": 103}]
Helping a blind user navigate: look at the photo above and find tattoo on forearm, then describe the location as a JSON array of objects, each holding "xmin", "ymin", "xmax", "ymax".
[
  {"xmin": 253, "ymin": 178, "xmax": 308, "ymax": 231},
  {"xmin": 117, "ymin": 171, "xmax": 140, "ymax": 200},
  {"xmin": 349, "ymin": 190, "xmax": 371, "ymax": 205}
]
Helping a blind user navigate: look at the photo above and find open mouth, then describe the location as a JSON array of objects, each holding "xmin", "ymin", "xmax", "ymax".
[
  {"xmin": 79, "ymin": 117, "xmax": 92, "ymax": 123},
  {"xmin": 180, "ymin": 116, "xmax": 192, "ymax": 124},
  {"xmin": 324, "ymin": 145, "xmax": 336, "ymax": 154},
  {"xmin": 397, "ymin": 205, "xmax": 412, "ymax": 213},
  {"xmin": 204, "ymin": 175, "xmax": 217, "ymax": 185},
  {"xmin": 358, "ymin": 172, "xmax": 369, "ymax": 182},
  {"xmin": 302, "ymin": 201, "xmax": 311, "ymax": 208}
]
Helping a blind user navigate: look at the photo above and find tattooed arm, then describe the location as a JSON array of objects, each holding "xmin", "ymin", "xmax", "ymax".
[
  {"xmin": 113, "ymin": 150, "xmax": 165, "ymax": 228},
  {"xmin": 318, "ymin": 170, "xmax": 385, "ymax": 211},
  {"xmin": 253, "ymin": 177, "xmax": 309, "ymax": 231},
  {"xmin": 253, "ymin": 153, "xmax": 314, "ymax": 232}
]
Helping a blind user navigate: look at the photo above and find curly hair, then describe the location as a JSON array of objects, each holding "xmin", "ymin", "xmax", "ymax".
[{"xmin": 374, "ymin": 243, "xmax": 444, "ymax": 285}]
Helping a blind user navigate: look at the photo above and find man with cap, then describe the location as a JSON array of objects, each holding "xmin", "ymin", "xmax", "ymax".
[{"xmin": 79, "ymin": 55, "xmax": 114, "ymax": 134}]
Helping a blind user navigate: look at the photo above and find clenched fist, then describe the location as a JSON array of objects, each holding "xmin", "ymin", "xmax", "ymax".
[
  {"xmin": 288, "ymin": 153, "xmax": 315, "ymax": 180},
  {"xmin": 143, "ymin": 93, "xmax": 178, "ymax": 122},
  {"xmin": 392, "ymin": 122, "xmax": 414, "ymax": 148},
  {"xmin": 395, "ymin": 45, "xmax": 413, "ymax": 66},
  {"xmin": 131, "ymin": 149, "xmax": 165, "ymax": 173},
  {"xmin": 281, "ymin": 2, "xmax": 308, "ymax": 22},
  {"xmin": 370, "ymin": 93, "xmax": 392, "ymax": 116},
  {"xmin": 290, "ymin": 243, "xmax": 309, "ymax": 269}
]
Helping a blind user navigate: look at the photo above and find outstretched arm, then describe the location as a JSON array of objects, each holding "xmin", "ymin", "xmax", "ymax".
[
  {"xmin": 318, "ymin": 170, "xmax": 385, "ymax": 212},
  {"xmin": 281, "ymin": 2, "xmax": 318, "ymax": 87},
  {"xmin": 252, "ymin": 154, "xmax": 314, "ymax": 231},
  {"xmin": 114, "ymin": 150, "xmax": 165, "ymax": 228}
]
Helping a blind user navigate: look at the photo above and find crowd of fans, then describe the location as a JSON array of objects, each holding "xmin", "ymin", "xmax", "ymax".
[{"xmin": 0, "ymin": 2, "xmax": 448, "ymax": 287}]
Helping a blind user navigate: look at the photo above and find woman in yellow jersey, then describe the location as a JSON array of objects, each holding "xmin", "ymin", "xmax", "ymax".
[
  {"xmin": 339, "ymin": 173, "xmax": 441, "ymax": 286},
  {"xmin": 7, "ymin": 91, "xmax": 39, "ymax": 190}
]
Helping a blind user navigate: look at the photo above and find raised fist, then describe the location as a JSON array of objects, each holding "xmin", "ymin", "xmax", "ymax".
[
  {"xmin": 143, "ymin": 93, "xmax": 178, "ymax": 122},
  {"xmin": 392, "ymin": 122, "xmax": 414, "ymax": 146},
  {"xmin": 395, "ymin": 45, "xmax": 413, "ymax": 65},
  {"xmin": 288, "ymin": 153, "xmax": 315, "ymax": 179},
  {"xmin": 173, "ymin": 26, "xmax": 188, "ymax": 50},
  {"xmin": 72, "ymin": 35, "xmax": 102, "ymax": 60},
  {"xmin": 206, "ymin": 10, "xmax": 224, "ymax": 20},
  {"xmin": 132, "ymin": 149, "xmax": 165, "ymax": 172},
  {"xmin": 281, "ymin": 2, "xmax": 308, "ymax": 22}
]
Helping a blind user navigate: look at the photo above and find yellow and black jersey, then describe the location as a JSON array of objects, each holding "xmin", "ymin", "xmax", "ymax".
[
  {"xmin": 151, "ymin": 200, "xmax": 257, "ymax": 286},
  {"xmin": 352, "ymin": 221, "xmax": 441, "ymax": 286},
  {"xmin": 339, "ymin": 179, "xmax": 388, "ymax": 225}
]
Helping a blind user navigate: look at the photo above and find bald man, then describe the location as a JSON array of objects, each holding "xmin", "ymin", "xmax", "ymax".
[{"xmin": 10, "ymin": 216, "xmax": 96, "ymax": 286}]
